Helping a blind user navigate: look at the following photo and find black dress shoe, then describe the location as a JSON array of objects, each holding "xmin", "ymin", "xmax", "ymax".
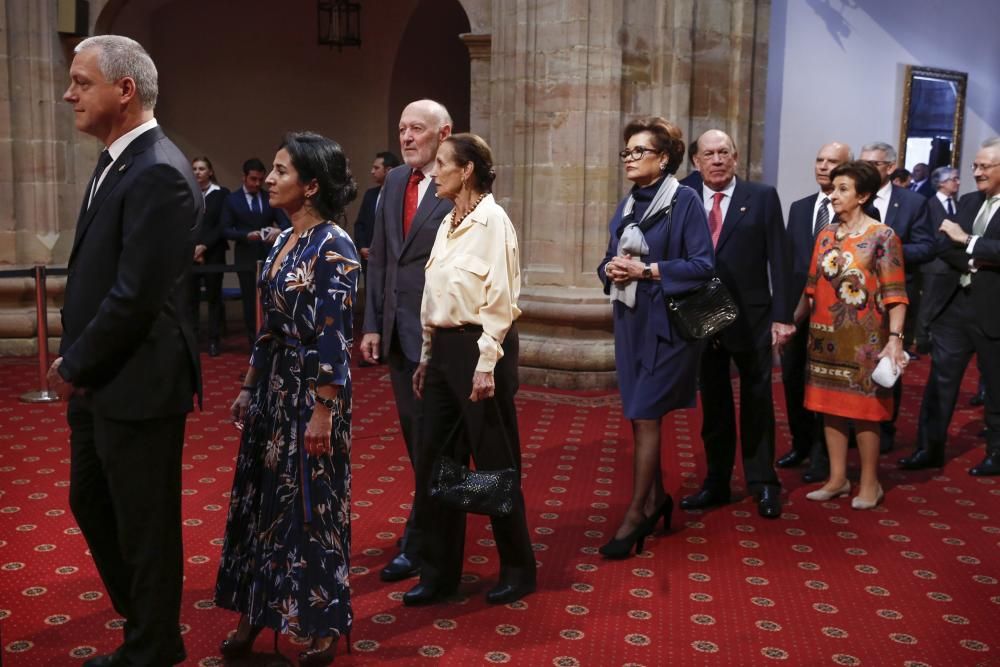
[
  {"xmin": 970, "ymin": 454, "xmax": 1000, "ymax": 476},
  {"xmin": 776, "ymin": 449, "xmax": 808, "ymax": 468},
  {"xmin": 486, "ymin": 581, "xmax": 536, "ymax": 604},
  {"xmin": 680, "ymin": 487, "xmax": 731, "ymax": 510},
  {"xmin": 757, "ymin": 487, "xmax": 781, "ymax": 519},
  {"xmin": 801, "ymin": 468, "xmax": 829, "ymax": 484},
  {"xmin": 897, "ymin": 450, "xmax": 944, "ymax": 470},
  {"xmin": 402, "ymin": 582, "xmax": 454, "ymax": 606},
  {"xmin": 208, "ymin": 341, "xmax": 220, "ymax": 357},
  {"xmin": 380, "ymin": 553, "xmax": 420, "ymax": 582}
]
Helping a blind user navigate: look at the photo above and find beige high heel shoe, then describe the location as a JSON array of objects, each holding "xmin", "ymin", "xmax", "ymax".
[
  {"xmin": 851, "ymin": 485, "xmax": 884, "ymax": 510},
  {"xmin": 805, "ymin": 480, "xmax": 851, "ymax": 501}
]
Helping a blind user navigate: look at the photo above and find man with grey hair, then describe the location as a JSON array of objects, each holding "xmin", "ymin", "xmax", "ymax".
[
  {"xmin": 859, "ymin": 141, "xmax": 936, "ymax": 452},
  {"xmin": 361, "ymin": 99, "xmax": 454, "ymax": 590},
  {"xmin": 48, "ymin": 35, "xmax": 201, "ymax": 666},
  {"xmin": 913, "ymin": 166, "xmax": 961, "ymax": 354},
  {"xmin": 902, "ymin": 137, "xmax": 1000, "ymax": 476}
]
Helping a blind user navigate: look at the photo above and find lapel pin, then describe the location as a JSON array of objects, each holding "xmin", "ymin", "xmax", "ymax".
[
  {"xmin": 740, "ymin": 206, "xmax": 747, "ymax": 212},
  {"xmin": 118, "ymin": 163, "xmax": 128, "ymax": 172}
]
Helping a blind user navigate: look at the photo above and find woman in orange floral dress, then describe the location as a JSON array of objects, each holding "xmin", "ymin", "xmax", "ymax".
[{"xmin": 796, "ymin": 161, "xmax": 909, "ymax": 510}]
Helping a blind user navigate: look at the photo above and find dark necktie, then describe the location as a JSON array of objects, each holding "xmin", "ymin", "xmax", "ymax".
[
  {"xmin": 87, "ymin": 149, "xmax": 113, "ymax": 209},
  {"xmin": 250, "ymin": 193, "xmax": 262, "ymax": 215},
  {"xmin": 814, "ymin": 197, "xmax": 830, "ymax": 236},
  {"xmin": 403, "ymin": 170, "xmax": 425, "ymax": 238},
  {"xmin": 707, "ymin": 191, "xmax": 724, "ymax": 247},
  {"xmin": 946, "ymin": 197, "xmax": 955, "ymax": 216}
]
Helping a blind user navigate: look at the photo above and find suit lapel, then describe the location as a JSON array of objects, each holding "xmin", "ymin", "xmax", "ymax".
[
  {"xmin": 884, "ymin": 186, "xmax": 902, "ymax": 228},
  {"xmin": 68, "ymin": 127, "xmax": 161, "ymax": 265},
  {"xmin": 714, "ymin": 180, "xmax": 750, "ymax": 253},
  {"xmin": 399, "ymin": 178, "xmax": 447, "ymax": 256}
]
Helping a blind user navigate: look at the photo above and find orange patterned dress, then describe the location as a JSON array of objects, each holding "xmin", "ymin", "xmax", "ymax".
[{"xmin": 803, "ymin": 222, "xmax": 908, "ymax": 421}]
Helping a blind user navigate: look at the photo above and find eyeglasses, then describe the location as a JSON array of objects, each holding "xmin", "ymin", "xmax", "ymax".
[
  {"xmin": 866, "ymin": 160, "xmax": 894, "ymax": 168},
  {"xmin": 972, "ymin": 162, "xmax": 1000, "ymax": 172},
  {"xmin": 619, "ymin": 146, "xmax": 660, "ymax": 162}
]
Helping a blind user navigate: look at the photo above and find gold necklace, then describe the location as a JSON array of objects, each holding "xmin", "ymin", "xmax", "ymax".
[{"xmin": 449, "ymin": 192, "xmax": 487, "ymax": 237}]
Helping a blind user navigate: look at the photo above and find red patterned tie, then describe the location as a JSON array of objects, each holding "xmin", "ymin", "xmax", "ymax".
[
  {"xmin": 402, "ymin": 170, "xmax": 425, "ymax": 238},
  {"xmin": 708, "ymin": 191, "xmax": 724, "ymax": 247}
]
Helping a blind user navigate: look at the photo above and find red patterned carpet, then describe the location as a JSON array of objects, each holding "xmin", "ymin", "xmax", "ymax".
[{"xmin": 1, "ymin": 347, "xmax": 998, "ymax": 666}]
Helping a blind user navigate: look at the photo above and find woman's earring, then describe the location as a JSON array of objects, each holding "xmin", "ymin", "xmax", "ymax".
[{"xmin": 660, "ymin": 163, "xmax": 667, "ymax": 171}]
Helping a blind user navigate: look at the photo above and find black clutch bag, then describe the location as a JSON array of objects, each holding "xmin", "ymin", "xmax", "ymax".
[
  {"xmin": 430, "ymin": 457, "xmax": 517, "ymax": 517},
  {"xmin": 665, "ymin": 277, "xmax": 739, "ymax": 340}
]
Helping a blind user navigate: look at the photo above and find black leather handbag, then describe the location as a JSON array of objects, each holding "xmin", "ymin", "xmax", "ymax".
[
  {"xmin": 665, "ymin": 277, "xmax": 739, "ymax": 340},
  {"xmin": 429, "ymin": 457, "xmax": 517, "ymax": 517}
]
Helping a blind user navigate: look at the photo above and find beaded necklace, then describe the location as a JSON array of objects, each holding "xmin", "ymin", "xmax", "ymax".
[{"xmin": 448, "ymin": 192, "xmax": 488, "ymax": 237}]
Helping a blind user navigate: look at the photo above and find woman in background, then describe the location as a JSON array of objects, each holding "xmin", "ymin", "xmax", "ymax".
[{"xmin": 190, "ymin": 157, "xmax": 229, "ymax": 356}]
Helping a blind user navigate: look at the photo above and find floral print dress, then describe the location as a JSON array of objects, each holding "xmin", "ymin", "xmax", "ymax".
[
  {"xmin": 215, "ymin": 222, "xmax": 360, "ymax": 640},
  {"xmin": 803, "ymin": 222, "xmax": 908, "ymax": 421}
]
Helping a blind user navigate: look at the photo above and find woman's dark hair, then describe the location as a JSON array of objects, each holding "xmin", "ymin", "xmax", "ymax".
[
  {"xmin": 443, "ymin": 133, "xmax": 496, "ymax": 192},
  {"xmin": 279, "ymin": 131, "xmax": 358, "ymax": 220},
  {"xmin": 191, "ymin": 156, "xmax": 217, "ymax": 183},
  {"xmin": 623, "ymin": 116, "xmax": 686, "ymax": 175},
  {"xmin": 830, "ymin": 160, "xmax": 882, "ymax": 203}
]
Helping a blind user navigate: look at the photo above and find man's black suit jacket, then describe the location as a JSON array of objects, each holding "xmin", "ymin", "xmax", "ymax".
[
  {"xmin": 59, "ymin": 126, "xmax": 203, "ymax": 419},
  {"xmin": 353, "ymin": 185, "xmax": 380, "ymax": 250},
  {"xmin": 694, "ymin": 178, "xmax": 793, "ymax": 351},
  {"xmin": 195, "ymin": 186, "xmax": 230, "ymax": 262},
  {"xmin": 221, "ymin": 187, "xmax": 289, "ymax": 266},
  {"xmin": 786, "ymin": 192, "xmax": 821, "ymax": 307},
  {"xmin": 679, "ymin": 170, "xmax": 703, "ymax": 190},
  {"xmin": 877, "ymin": 185, "xmax": 936, "ymax": 268},
  {"xmin": 363, "ymin": 166, "xmax": 453, "ymax": 362},
  {"xmin": 931, "ymin": 191, "xmax": 1000, "ymax": 334}
]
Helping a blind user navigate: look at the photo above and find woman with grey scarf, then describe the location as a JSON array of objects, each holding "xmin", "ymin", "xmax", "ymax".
[{"xmin": 597, "ymin": 116, "xmax": 715, "ymax": 559}]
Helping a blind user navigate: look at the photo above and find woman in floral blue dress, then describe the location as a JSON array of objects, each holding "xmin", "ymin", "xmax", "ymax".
[{"xmin": 215, "ymin": 132, "xmax": 360, "ymax": 665}]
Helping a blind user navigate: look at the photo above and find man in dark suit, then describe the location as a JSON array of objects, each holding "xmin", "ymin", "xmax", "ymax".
[
  {"xmin": 914, "ymin": 166, "xmax": 961, "ymax": 354},
  {"xmin": 777, "ymin": 141, "xmax": 851, "ymax": 483},
  {"xmin": 361, "ymin": 99, "xmax": 454, "ymax": 585},
  {"xmin": 910, "ymin": 162, "xmax": 936, "ymax": 198},
  {"xmin": 679, "ymin": 129, "xmax": 794, "ymax": 519},
  {"xmin": 679, "ymin": 139, "xmax": 703, "ymax": 190},
  {"xmin": 354, "ymin": 150, "xmax": 401, "ymax": 276},
  {"xmin": 859, "ymin": 142, "xmax": 937, "ymax": 451},
  {"xmin": 221, "ymin": 158, "xmax": 289, "ymax": 347},
  {"xmin": 49, "ymin": 35, "xmax": 202, "ymax": 666},
  {"xmin": 899, "ymin": 137, "xmax": 1000, "ymax": 476}
]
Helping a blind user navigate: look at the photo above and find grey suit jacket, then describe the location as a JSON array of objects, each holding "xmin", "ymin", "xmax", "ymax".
[{"xmin": 363, "ymin": 165, "xmax": 454, "ymax": 362}]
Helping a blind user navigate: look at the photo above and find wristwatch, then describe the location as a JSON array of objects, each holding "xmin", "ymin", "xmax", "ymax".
[
  {"xmin": 888, "ymin": 331, "xmax": 904, "ymax": 343},
  {"xmin": 642, "ymin": 264, "xmax": 653, "ymax": 279},
  {"xmin": 313, "ymin": 392, "xmax": 336, "ymax": 410}
]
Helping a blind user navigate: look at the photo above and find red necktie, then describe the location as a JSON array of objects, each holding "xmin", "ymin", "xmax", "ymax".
[
  {"xmin": 708, "ymin": 191, "xmax": 724, "ymax": 247},
  {"xmin": 402, "ymin": 170, "xmax": 425, "ymax": 238}
]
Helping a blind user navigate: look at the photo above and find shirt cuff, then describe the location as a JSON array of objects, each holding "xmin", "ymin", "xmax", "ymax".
[
  {"xmin": 475, "ymin": 332, "xmax": 503, "ymax": 373},
  {"xmin": 967, "ymin": 235, "xmax": 979, "ymax": 254}
]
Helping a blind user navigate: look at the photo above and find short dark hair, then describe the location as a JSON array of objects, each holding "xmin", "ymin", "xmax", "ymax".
[
  {"xmin": 242, "ymin": 158, "xmax": 266, "ymax": 175},
  {"xmin": 830, "ymin": 160, "xmax": 882, "ymax": 203},
  {"xmin": 376, "ymin": 151, "xmax": 401, "ymax": 169},
  {"xmin": 889, "ymin": 167, "xmax": 910, "ymax": 182},
  {"xmin": 443, "ymin": 133, "xmax": 496, "ymax": 192},
  {"xmin": 688, "ymin": 140, "xmax": 699, "ymax": 167},
  {"xmin": 191, "ymin": 156, "xmax": 217, "ymax": 183},
  {"xmin": 279, "ymin": 132, "xmax": 358, "ymax": 221},
  {"xmin": 623, "ymin": 116, "xmax": 685, "ymax": 175}
]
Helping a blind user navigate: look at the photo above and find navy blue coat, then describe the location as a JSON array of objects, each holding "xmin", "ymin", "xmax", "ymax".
[
  {"xmin": 878, "ymin": 185, "xmax": 936, "ymax": 267},
  {"xmin": 221, "ymin": 187, "xmax": 290, "ymax": 265},
  {"xmin": 352, "ymin": 185, "xmax": 380, "ymax": 249},
  {"xmin": 786, "ymin": 192, "xmax": 821, "ymax": 310}
]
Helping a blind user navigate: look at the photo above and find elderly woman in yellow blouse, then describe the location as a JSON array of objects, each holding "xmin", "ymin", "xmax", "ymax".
[{"xmin": 405, "ymin": 133, "xmax": 536, "ymax": 607}]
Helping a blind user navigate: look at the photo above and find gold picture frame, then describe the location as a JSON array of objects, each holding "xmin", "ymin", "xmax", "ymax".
[{"xmin": 898, "ymin": 65, "xmax": 967, "ymax": 170}]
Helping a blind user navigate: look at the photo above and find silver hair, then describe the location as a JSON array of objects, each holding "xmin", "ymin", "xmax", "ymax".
[
  {"xmin": 409, "ymin": 98, "xmax": 453, "ymax": 130},
  {"xmin": 982, "ymin": 136, "xmax": 1000, "ymax": 150},
  {"xmin": 861, "ymin": 141, "xmax": 897, "ymax": 162},
  {"xmin": 931, "ymin": 166, "xmax": 958, "ymax": 187},
  {"xmin": 75, "ymin": 35, "xmax": 158, "ymax": 110}
]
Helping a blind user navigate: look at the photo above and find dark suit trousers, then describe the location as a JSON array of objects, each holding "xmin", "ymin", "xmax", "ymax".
[
  {"xmin": 917, "ymin": 289, "xmax": 1000, "ymax": 456},
  {"xmin": 68, "ymin": 399, "xmax": 186, "ymax": 666},
  {"xmin": 781, "ymin": 323, "xmax": 823, "ymax": 456},
  {"xmin": 700, "ymin": 341, "xmax": 780, "ymax": 491},
  {"xmin": 416, "ymin": 326, "xmax": 536, "ymax": 590},
  {"xmin": 188, "ymin": 256, "xmax": 224, "ymax": 342},
  {"xmin": 388, "ymin": 329, "xmax": 422, "ymax": 556}
]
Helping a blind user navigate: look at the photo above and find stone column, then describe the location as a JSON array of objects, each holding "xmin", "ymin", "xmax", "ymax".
[{"xmin": 459, "ymin": 32, "xmax": 492, "ymax": 141}]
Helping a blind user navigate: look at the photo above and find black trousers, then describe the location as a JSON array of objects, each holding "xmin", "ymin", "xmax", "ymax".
[
  {"xmin": 68, "ymin": 399, "xmax": 186, "ymax": 666},
  {"xmin": 916, "ymin": 289, "xmax": 1000, "ymax": 457},
  {"xmin": 188, "ymin": 256, "xmax": 224, "ymax": 343},
  {"xmin": 699, "ymin": 340, "xmax": 780, "ymax": 492},
  {"xmin": 415, "ymin": 325, "xmax": 535, "ymax": 590},
  {"xmin": 388, "ymin": 329, "xmax": 423, "ymax": 558},
  {"xmin": 780, "ymin": 323, "xmax": 823, "ymax": 457}
]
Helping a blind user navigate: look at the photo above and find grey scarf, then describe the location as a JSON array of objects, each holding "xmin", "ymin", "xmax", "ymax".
[{"xmin": 611, "ymin": 176, "xmax": 679, "ymax": 307}]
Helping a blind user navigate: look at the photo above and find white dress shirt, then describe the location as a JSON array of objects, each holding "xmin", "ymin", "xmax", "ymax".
[
  {"xmin": 702, "ymin": 177, "xmax": 737, "ymax": 221},
  {"xmin": 812, "ymin": 191, "xmax": 835, "ymax": 233},
  {"xmin": 90, "ymin": 118, "xmax": 159, "ymax": 205},
  {"xmin": 872, "ymin": 181, "xmax": 892, "ymax": 222}
]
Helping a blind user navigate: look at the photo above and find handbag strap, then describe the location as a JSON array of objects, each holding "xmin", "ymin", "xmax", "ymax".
[{"xmin": 431, "ymin": 392, "xmax": 519, "ymax": 472}]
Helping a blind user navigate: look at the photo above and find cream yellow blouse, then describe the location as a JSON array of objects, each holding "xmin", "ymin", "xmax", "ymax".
[{"xmin": 420, "ymin": 193, "xmax": 521, "ymax": 373}]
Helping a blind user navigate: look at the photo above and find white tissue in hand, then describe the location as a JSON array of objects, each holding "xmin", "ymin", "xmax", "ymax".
[{"xmin": 872, "ymin": 356, "xmax": 901, "ymax": 388}]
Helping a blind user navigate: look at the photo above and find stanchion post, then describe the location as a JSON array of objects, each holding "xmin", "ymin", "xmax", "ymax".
[
  {"xmin": 21, "ymin": 264, "xmax": 60, "ymax": 403},
  {"xmin": 254, "ymin": 259, "xmax": 264, "ymax": 334}
]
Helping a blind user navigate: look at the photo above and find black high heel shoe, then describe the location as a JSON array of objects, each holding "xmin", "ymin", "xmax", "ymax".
[
  {"xmin": 219, "ymin": 620, "xmax": 266, "ymax": 658},
  {"xmin": 298, "ymin": 631, "xmax": 351, "ymax": 665},
  {"xmin": 599, "ymin": 522, "xmax": 651, "ymax": 559},
  {"xmin": 645, "ymin": 495, "xmax": 674, "ymax": 534}
]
